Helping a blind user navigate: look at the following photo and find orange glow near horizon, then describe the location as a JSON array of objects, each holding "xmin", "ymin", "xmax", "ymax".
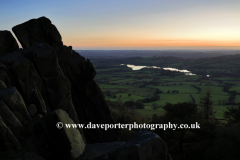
[
  {"xmin": 2, "ymin": 0, "xmax": 240, "ymax": 50},
  {"xmin": 65, "ymin": 38, "xmax": 240, "ymax": 49},
  {"xmin": 56, "ymin": 0, "xmax": 240, "ymax": 50}
]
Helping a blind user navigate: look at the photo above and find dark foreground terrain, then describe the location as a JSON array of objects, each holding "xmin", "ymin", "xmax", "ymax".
[{"xmin": 0, "ymin": 17, "xmax": 170, "ymax": 160}]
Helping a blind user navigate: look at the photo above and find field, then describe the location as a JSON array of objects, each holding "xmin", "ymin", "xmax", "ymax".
[{"xmin": 93, "ymin": 55, "xmax": 240, "ymax": 120}]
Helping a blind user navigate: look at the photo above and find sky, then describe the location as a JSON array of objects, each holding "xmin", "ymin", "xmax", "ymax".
[{"xmin": 1, "ymin": 0, "xmax": 240, "ymax": 50}]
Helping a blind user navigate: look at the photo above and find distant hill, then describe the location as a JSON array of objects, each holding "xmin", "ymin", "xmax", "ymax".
[{"xmin": 76, "ymin": 50, "xmax": 240, "ymax": 60}]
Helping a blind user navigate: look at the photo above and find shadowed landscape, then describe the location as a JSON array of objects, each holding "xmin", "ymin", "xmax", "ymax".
[
  {"xmin": 0, "ymin": 17, "xmax": 171, "ymax": 160},
  {"xmin": 1, "ymin": 0, "xmax": 240, "ymax": 159},
  {"xmin": 80, "ymin": 51, "xmax": 240, "ymax": 120},
  {"xmin": 0, "ymin": 16, "xmax": 240, "ymax": 160},
  {"xmin": 77, "ymin": 49, "xmax": 240, "ymax": 159}
]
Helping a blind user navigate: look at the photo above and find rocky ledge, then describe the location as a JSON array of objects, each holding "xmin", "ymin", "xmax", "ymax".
[{"xmin": 0, "ymin": 17, "xmax": 171, "ymax": 160}]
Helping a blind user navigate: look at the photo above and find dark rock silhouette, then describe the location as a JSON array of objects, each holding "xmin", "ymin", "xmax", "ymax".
[
  {"xmin": 0, "ymin": 116, "xmax": 22, "ymax": 152},
  {"xmin": 13, "ymin": 17, "xmax": 116, "ymax": 143},
  {"xmin": 114, "ymin": 130, "xmax": 170, "ymax": 160},
  {"xmin": 20, "ymin": 43, "xmax": 79, "ymax": 124},
  {"xmin": 0, "ymin": 86, "xmax": 31, "ymax": 125},
  {"xmin": 41, "ymin": 109, "xmax": 85, "ymax": 160},
  {"xmin": 0, "ymin": 17, "xmax": 170, "ymax": 160},
  {"xmin": 23, "ymin": 152, "xmax": 45, "ymax": 160},
  {"xmin": 80, "ymin": 141, "xmax": 125, "ymax": 160},
  {"xmin": 0, "ymin": 31, "xmax": 18, "ymax": 54},
  {"xmin": 12, "ymin": 17, "xmax": 63, "ymax": 52},
  {"xmin": 0, "ymin": 101, "xmax": 24, "ymax": 137}
]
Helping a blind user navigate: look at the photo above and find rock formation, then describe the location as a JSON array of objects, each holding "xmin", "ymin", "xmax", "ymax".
[{"xmin": 0, "ymin": 17, "xmax": 170, "ymax": 160}]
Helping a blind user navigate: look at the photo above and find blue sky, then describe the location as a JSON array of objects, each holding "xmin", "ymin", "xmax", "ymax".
[{"xmin": 1, "ymin": 0, "xmax": 240, "ymax": 50}]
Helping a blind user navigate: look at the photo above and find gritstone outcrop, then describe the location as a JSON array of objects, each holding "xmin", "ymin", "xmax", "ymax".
[{"xmin": 0, "ymin": 17, "xmax": 170, "ymax": 160}]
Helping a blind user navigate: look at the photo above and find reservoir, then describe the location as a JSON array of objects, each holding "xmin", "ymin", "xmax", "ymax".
[{"xmin": 121, "ymin": 64, "xmax": 196, "ymax": 75}]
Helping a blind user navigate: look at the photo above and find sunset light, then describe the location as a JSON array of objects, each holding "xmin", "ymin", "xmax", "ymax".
[{"xmin": 1, "ymin": 0, "xmax": 240, "ymax": 50}]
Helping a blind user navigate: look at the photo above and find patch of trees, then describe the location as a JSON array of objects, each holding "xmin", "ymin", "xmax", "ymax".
[
  {"xmin": 223, "ymin": 83, "xmax": 238, "ymax": 105},
  {"xmin": 172, "ymin": 90, "xmax": 179, "ymax": 93},
  {"xmin": 117, "ymin": 89, "xmax": 126, "ymax": 93},
  {"xmin": 104, "ymin": 90, "xmax": 116, "ymax": 98},
  {"xmin": 139, "ymin": 94, "xmax": 160, "ymax": 103},
  {"xmin": 125, "ymin": 75, "xmax": 132, "ymax": 78},
  {"xmin": 107, "ymin": 99, "xmax": 145, "ymax": 109},
  {"xmin": 124, "ymin": 100, "xmax": 145, "ymax": 109},
  {"xmin": 189, "ymin": 94, "xmax": 195, "ymax": 104},
  {"xmin": 154, "ymin": 88, "xmax": 164, "ymax": 94},
  {"xmin": 224, "ymin": 105, "xmax": 240, "ymax": 125},
  {"xmin": 160, "ymin": 70, "xmax": 175, "ymax": 76},
  {"xmin": 106, "ymin": 99, "xmax": 123, "ymax": 108},
  {"xmin": 148, "ymin": 79, "xmax": 158, "ymax": 85},
  {"xmin": 198, "ymin": 91, "xmax": 216, "ymax": 120},
  {"xmin": 228, "ymin": 91, "xmax": 237, "ymax": 105},
  {"xmin": 223, "ymin": 83, "xmax": 235, "ymax": 92},
  {"xmin": 151, "ymin": 92, "xmax": 232, "ymax": 160},
  {"xmin": 217, "ymin": 99, "xmax": 228, "ymax": 105},
  {"xmin": 135, "ymin": 101, "xmax": 145, "ymax": 109},
  {"xmin": 166, "ymin": 90, "xmax": 179, "ymax": 93},
  {"xmin": 139, "ymin": 82, "xmax": 148, "ymax": 88},
  {"xmin": 191, "ymin": 85, "xmax": 201, "ymax": 93},
  {"xmin": 108, "ymin": 100, "xmax": 148, "ymax": 142},
  {"xmin": 151, "ymin": 102, "xmax": 160, "ymax": 110},
  {"xmin": 152, "ymin": 102, "xmax": 202, "ymax": 160}
]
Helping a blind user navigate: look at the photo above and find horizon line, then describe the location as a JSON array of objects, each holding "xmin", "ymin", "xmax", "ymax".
[{"xmin": 73, "ymin": 47, "xmax": 240, "ymax": 51}]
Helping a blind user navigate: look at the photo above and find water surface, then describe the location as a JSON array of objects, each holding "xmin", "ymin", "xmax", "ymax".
[{"xmin": 121, "ymin": 64, "xmax": 196, "ymax": 75}]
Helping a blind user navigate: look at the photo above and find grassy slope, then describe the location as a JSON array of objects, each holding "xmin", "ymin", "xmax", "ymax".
[{"xmin": 95, "ymin": 58, "xmax": 240, "ymax": 119}]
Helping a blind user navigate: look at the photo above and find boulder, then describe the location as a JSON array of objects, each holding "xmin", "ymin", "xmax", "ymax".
[
  {"xmin": 0, "ymin": 51, "xmax": 49, "ymax": 113},
  {"xmin": 57, "ymin": 47, "xmax": 96, "ymax": 85},
  {"xmin": 0, "ymin": 17, "xmax": 171, "ymax": 160},
  {"xmin": 27, "ymin": 104, "xmax": 37, "ymax": 117},
  {"xmin": 0, "ymin": 87, "xmax": 31, "ymax": 125},
  {"xmin": 57, "ymin": 46, "xmax": 117, "ymax": 143},
  {"xmin": 12, "ymin": 17, "xmax": 63, "ymax": 52},
  {"xmin": 11, "ymin": 17, "xmax": 118, "ymax": 143},
  {"xmin": 10, "ymin": 52, "xmax": 49, "ymax": 111},
  {"xmin": 21, "ymin": 43, "xmax": 78, "ymax": 123},
  {"xmin": 0, "ymin": 80, "xmax": 7, "ymax": 89},
  {"xmin": 0, "ymin": 69, "xmax": 11, "ymax": 88},
  {"xmin": 0, "ymin": 116, "xmax": 13, "ymax": 151},
  {"xmin": 0, "ymin": 116, "xmax": 22, "ymax": 151},
  {"xmin": 0, "ymin": 30, "xmax": 19, "ymax": 54},
  {"xmin": 81, "ymin": 142, "xmax": 125, "ymax": 160},
  {"xmin": 0, "ymin": 101, "xmax": 24, "ymax": 137},
  {"xmin": 114, "ymin": 130, "xmax": 169, "ymax": 160},
  {"xmin": 81, "ymin": 79, "xmax": 117, "ymax": 143},
  {"xmin": 41, "ymin": 109, "xmax": 85, "ymax": 160}
]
